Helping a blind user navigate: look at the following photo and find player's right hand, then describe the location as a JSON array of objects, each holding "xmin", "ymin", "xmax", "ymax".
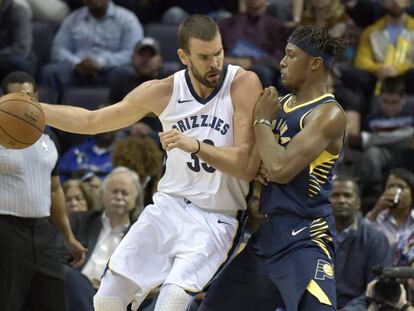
[
  {"xmin": 159, "ymin": 129, "xmax": 198, "ymax": 153},
  {"xmin": 253, "ymin": 86, "xmax": 280, "ymax": 121},
  {"xmin": 373, "ymin": 191, "xmax": 398, "ymax": 212}
]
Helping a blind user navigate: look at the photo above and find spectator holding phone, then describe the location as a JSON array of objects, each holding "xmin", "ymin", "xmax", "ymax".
[{"xmin": 367, "ymin": 168, "xmax": 414, "ymax": 244}]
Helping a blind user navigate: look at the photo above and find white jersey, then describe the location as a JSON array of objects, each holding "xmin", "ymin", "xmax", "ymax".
[{"xmin": 157, "ymin": 64, "xmax": 250, "ymax": 213}]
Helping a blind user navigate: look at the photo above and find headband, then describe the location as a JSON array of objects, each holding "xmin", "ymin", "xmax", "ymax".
[{"xmin": 288, "ymin": 37, "xmax": 335, "ymax": 69}]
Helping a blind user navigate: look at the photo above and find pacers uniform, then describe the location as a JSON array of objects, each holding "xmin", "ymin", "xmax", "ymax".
[
  {"xmin": 201, "ymin": 93, "xmax": 342, "ymax": 311},
  {"xmin": 107, "ymin": 64, "xmax": 248, "ymax": 295}
]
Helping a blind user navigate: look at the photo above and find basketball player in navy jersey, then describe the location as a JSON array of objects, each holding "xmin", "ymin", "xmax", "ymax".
[
  {"xmin": 40, "ymin": 14, "xmax": 262, "ymax": 311},
  {"xmin": 199, "ymin": 26, "xmax": 347, "ymax": 311}
]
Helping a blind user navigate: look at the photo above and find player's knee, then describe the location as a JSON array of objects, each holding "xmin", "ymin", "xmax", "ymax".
[{"xmin": 93, "ymin": 295, "xmax": 125, "ymax": 311}]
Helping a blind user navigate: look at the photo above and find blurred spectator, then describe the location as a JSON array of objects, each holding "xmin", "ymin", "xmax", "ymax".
[
  {"xmin": 109, "ymin": 37, "xmax": 165, "ymax": 132},
  {"xmin": 0, "ymin": 0, "xmax": 32, "ymax": 81},
  {"xmin": 40, "ymin": 0, "xmax": 143, "ymax": 102},
  {"xmin": 354, "ymin": 0, "xmax": 414, "ymax": 96},
  {"xmin": 59, "ymin": 130, "xmax": 117, "ymax": 182},
  {"xmin": 329, "ymin": 67, "xmax": 364, "ymax": 140},
  {"xmin": 64, "ymin": 0, "xmax": 84, "ymax": 11},
  {"xmin": 109, "ymin": 37, "xmax": 164, "ymax": 103},
  {"xmin": 367, "ymin": 168, "xmax": 414, "ymax": 245},
  {"xmin": 218, "ymin": 0, "xmax": 290, "ymax": 87},
  {"xmin": 16, "ymin": 0, "xmax": 70, "ymax": 24},
  {"xmin": 161, "ymin": 0, "xmax": 239, "ymax": 23},
  {"xmin": 350, "ymin": 77, "xmax": 414, "ymax": 183},
  {"xmin": 343, "ymin": 0, "xmax": 385, "ymax": 28},
  {"xmin": 330, "ymin": 177, "xmax": 391, "ymax": 310},
  {"xmin": 113, "ymin": 0, "xmax": 165, "ymax": 24},
  {"xmin": 80, "ymin": 171, "xmax": 103, "ymax": 208},
  {"xmin": 112, "ymin": 136, "xmax": 163, "ymax": 206},
  {"xmin": 61, "ymin": 167, "xmax": 142, "ymax": 311},
  {"xmin": 300, "ymin": 0, "xmax": 348, "ymax": 38},
  {"xmin": 63, "ymin": 179, "xmax": 95, "ymax": 212},
  {"xmin": 267, "ymin": 0, "xmax": 305, "ymax": 27}
]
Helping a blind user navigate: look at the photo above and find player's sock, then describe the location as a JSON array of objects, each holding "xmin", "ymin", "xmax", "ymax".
[
  {"xmin": 154, "ymin": 284, "xmax": 194, "ymax": 311},
  {"xmin": 93, "ymin": 296, "xmax": 125, "ymax": 311}
]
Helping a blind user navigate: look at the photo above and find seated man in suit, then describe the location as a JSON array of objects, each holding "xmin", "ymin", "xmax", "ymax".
[{"xmin": 61, "ymin": 166, "xmax": 143, "ymax": 311}]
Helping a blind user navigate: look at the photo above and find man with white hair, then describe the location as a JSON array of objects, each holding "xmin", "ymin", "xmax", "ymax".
[{"xmin": 61, "ymin": 167, "xmax": 143, "ymax": 311}]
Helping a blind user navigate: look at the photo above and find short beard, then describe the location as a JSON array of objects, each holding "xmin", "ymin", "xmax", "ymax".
[
  {"xmin": 188, "ymin": 59, "xmax": 222, "ymax": 89},
  {"xmin": 386, "ymin": 7, "xmax": 406, "ymax": 18}
]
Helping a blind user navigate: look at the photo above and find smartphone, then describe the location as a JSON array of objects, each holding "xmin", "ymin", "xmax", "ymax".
[{"xmin": 391, "ymin": 188, "xmax": 402, "ymax": 208}]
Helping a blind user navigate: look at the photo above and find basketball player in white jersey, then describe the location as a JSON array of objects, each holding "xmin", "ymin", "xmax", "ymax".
[{"xmin": 41, "ymin": 14, "xmax": 262, "ymax": 311}]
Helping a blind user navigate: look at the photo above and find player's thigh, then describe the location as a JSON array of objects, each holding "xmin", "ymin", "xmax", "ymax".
[
  {"xmin": 299, "ymin": 289, "xmax": 336, "ymax": 311},
  {"xmin": 271, "ymin": 246, "xmax": 336, "ymax": 311},
  {"xmin": 108, "ymin": 199, "xmax": 180, "ymax": 291},
  {"xmin": 165, "ymin": 208, "xmax": 242, "ymax": 292},
  {"xmin": 200, "ymin": 246, "xmax": 280, "ymax": 311}
]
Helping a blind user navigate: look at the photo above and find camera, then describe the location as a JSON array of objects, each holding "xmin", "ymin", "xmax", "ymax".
[{"xmin": 370, "ymin": 266, "xmax": 414, "ymax": 309}]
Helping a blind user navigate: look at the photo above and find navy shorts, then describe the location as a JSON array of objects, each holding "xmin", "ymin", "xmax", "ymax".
[{"xmin": 200, "ymin": 214, "xmax": 337, "ymax": 311}]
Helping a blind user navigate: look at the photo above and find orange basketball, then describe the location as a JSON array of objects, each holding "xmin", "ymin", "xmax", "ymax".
[{"xmin": 0, "ymin": 93, "xmax": 45, "ymax": 149}]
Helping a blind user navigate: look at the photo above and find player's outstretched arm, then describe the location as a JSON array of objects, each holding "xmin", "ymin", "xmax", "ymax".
[
  {"xmin": 41, "ymin": 78, "xmax": 173, "ymax": 135},
  {"xmin": 159, "ymin": 70, "xmax": 262, "ymax": 181},
  {"xmin": 254, "ymin": 87, "xmax": 346, "ymax": 184}
]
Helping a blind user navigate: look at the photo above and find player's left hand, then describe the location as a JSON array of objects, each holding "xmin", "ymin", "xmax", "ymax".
[
  {"xmin": 253, "ymin": 86, "xmax": 280, "ymax": 121},
  {"xmin": 254, "ymin": 162, "xmax": 272, "ymax": 185},
  {"xmin": 65, "ymin": 236, "xmax": 87, "ymax": 268},
  {"xmin": 159, "ymin": 129, "xmax": 198, "ymax": 153}
]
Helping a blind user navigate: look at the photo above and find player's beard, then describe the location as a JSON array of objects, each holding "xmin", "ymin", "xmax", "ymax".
[
  {"xmin": 188, "ymin": 60, "xmax": 222, "ymax": 89},
  {"xmin": 386, "ymin": 6, "xmax": 406, "ymax": 18}
]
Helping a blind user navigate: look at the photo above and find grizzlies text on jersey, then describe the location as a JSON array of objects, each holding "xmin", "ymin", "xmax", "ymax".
[{"xmin": 157, "ymin": 64, "xmax": 250, "ymax": 213}]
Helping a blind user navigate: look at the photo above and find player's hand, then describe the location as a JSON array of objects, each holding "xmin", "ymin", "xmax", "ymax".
[
  {"xmin": 254, "ymin": 162, "xmax": 272, "ymax": 185},
  {"xmin": 253, "ymin": 86, "xmax": 280, "ymax": 121},
  {"xmin": 65, "ymin": 236, "xmax": 87, "ymax": 268},
  {"xmin": 159, "ymin": 129, "xmax": 198, "ymax": 153}
]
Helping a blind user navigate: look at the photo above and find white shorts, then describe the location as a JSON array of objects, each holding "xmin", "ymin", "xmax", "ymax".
[{"xmin": 108, "ymin": 192, "xmax": 242, "ymax": 293}]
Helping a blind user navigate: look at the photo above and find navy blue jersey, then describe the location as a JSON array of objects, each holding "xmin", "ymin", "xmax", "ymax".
[{"xmin": 260, "ymin": 93, "xmax": 342, "ymax": 218}]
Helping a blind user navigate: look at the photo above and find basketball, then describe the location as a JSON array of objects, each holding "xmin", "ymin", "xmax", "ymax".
[{"xmin": 0, "ymin": 93, "xmax": 45, "ymax": 149}]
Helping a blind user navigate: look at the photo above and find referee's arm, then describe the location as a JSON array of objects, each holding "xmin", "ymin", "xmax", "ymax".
[{"xmin": 50, "ymin": 175, "xmax": 86, "ymax": 268}]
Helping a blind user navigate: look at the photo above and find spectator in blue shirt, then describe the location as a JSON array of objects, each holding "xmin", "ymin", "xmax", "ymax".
[
  {"xmin": 40, "ymin": 0, "xmax": 143, "ymax": 102},
  {"xmin": 331, "ymin": 176, "xmax": 391, "ymax": 311},
  {"xmin": 59, "ymin": 130, "xmax": 117, "ymax": 182}
]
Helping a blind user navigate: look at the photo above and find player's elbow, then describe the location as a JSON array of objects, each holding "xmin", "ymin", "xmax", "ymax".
[
  {"xmin": 234, "ymin": 149, "xmax": 257, "ymax": 181},
  {"xmin": 85, "ymin": 110, "xmax": 102, "ymax": 135}
]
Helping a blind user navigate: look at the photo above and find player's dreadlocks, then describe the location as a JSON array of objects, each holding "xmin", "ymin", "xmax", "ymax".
[{"xmin": 288, "ymin": 26, "xmax": 346, "ymax": 68}]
